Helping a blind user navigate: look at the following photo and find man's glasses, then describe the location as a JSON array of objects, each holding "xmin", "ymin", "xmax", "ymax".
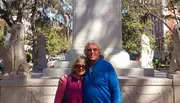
[
  {"xmin": 75, "ymin": 65, "xmax": 86, "ymax": 68},
  {"xmin": 87, "ymin": 48, "xmax": 98, "ymax": 52}
]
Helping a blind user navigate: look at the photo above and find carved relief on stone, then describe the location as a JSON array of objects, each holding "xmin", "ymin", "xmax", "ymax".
[
  {"xmin": 169, "ymin": 23, "xmax": 180, "ymax": 74},
  {"xmin": 28, "ymin": 88, "xmax": 48, "ymax": 103},
  {"xmin": 2, "ymin": 23, "xmax": 30, "ymax": 75},
  {"xmin": 121, "ymin": 86, "xmax": 173, "ymax": 103},
  {"xmin": 1, "ymin": 87, "xmax": 28, "ymax": 103},
  {"xmin": 28, "ymin": 87, "xmax": 57, "ymax": 103}
]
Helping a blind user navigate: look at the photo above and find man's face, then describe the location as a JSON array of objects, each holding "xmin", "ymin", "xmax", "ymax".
[{"xmin": 86, "ymin": 43, "xmax": 100, "ymax": 62}]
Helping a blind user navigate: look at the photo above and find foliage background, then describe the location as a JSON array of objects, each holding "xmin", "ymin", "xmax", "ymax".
[{"xmin": 122, "ymin": 0, "xmax": 156, "ymax": 58}]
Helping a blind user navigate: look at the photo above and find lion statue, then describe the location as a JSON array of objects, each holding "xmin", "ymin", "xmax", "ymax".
[
  {"xmin": 169, "ymin": 23, "xmax": 180, "ymax": 74},
  {"xmin": 2, "ymin": 23, "xmax": 30, "ymax": 75}
]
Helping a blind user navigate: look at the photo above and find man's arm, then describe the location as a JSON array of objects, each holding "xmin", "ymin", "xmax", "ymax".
[
  {"xmin": 58, "ymin": 74, "xmax": 67, "ymax": 85},
  {"xmin": 108, "ymin": 65, "xmax": 122, "ymax": 103}
]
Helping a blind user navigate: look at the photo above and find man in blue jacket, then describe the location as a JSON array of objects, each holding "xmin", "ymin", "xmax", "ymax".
[{"xmin": 83, "ymin": 41, "xmax": 122, "ymax": 103}]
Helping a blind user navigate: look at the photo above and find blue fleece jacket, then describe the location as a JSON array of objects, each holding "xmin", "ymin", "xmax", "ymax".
[{"xmin": 83, "ymin": 57, "xmax": 122, "ymax": 103}]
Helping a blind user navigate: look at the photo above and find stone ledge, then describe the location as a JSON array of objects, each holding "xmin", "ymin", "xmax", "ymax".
[
  {"xmin": 120, "ymin": 78, "xmax": 172, "ymax": 86},
  {"xmin": 0, "ymin": 77, "xmax": 173, "ymax": 87},
  {"xmin": 0, "ymin": 79, "xmax": 58, "ymax": 87},
  {"xmin": 167, "ymin": 73, "xmax": 180, "ymax": 79}
]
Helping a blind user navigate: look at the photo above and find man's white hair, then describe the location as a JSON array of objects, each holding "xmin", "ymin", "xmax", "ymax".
[{"xmin": 84, "ymin": 40, "xmax": 104, "ymax": 59}]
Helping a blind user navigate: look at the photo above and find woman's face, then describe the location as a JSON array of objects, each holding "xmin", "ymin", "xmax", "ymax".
[{"xmin": 74, "ymin": 60, "xmax": 86, "ymax": 77}]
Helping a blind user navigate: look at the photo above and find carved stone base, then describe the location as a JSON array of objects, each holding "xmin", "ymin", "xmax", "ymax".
[
  {"xmin": 167, "ymin": 73, "xmax": 180, "ymax": 79},
  {"xmin": 0, "ymin": 77, "xmax": 176, "ymax": 103},
  {"xmin": 1, "ymin": 87, "xmax": 28, "ymax": 103}
]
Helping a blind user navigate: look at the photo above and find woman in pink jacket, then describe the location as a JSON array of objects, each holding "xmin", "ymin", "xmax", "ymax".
[{"xmin": 54, "ymin": 55, "xmax": 87, "ymax": 103}]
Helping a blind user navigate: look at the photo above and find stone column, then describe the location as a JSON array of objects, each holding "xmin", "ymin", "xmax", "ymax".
[{"xmin": 67, "ymin": 0, "xmax": 130, "ymax": 68}]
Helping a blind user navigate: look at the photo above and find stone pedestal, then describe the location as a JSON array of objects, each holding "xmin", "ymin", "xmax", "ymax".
[
  {"xmin": 0, "ymin": 75, "xmax": 29, "ymax": 103},
  {"xmin": 0, "ymin": 79, "xmax": 58, "ymax": 103},
  {"xmin": 120, "ymin": 77, "xmax": 173, "ymax": 103},
  {"xmin": 1, "ymin": 87, "xmax": 28, "ymax": 103},
  {"xmin": 167, "ymin": 73, "xmax": 180, "ymax": 103}
]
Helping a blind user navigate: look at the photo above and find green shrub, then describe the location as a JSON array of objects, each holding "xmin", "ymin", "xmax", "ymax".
[{"xmin": 26, "ymin": 53, "xmax": 32, "ymax": 63}]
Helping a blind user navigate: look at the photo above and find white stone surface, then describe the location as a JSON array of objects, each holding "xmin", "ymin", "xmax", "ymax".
[
  {"xmin": 141, "ymin": 34, "xmax": 154, "ymax": 68},
  {"xmin": 73, "ymin": 0, "xmax": 122, "ymax": 48},
  {"xmin": 54, "ymin": 61, "xmax": 71, "ymax": 68},
  {"xmin": 43, "ymin": 67, "xmax": 71, "ymax": 77},
  {"xmin": 67, "ymin": 0, "xmax": 130, "ymax": 66},
  {"xmin": 1, "ymin": 87, "xmax": 28, "ymax": 103},
  {"xmin": 43, "ymin": 61, "xmax": 71, "ymax": 77}
]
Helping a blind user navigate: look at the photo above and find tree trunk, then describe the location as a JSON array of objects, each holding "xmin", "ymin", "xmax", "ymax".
[{"xmin": 31, "ymin": 0, "xmax": 38, "ymax": 69}]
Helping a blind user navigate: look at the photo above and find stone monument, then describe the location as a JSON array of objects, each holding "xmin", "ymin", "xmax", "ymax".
[
  {"xmin": 169, "ymin": 23, "xmax": 180, "ymax": 74},
  {"xmin": 141, "ymin": 34, "xmax": 154, "ymax": 68},
  {"xmin": 67, "ymin": 0, "xmax": 130, "ymax": 68},
  {"xmin": 43, "ymin": 0, "xmax": 154, "ymax": 77},
  {"xmin": 33, "ymin": 34, "xmax": 47, "ymax": 70},
  {"xmin": 1, "ymin": 23, "xmax": 30, "ymax": 76}
]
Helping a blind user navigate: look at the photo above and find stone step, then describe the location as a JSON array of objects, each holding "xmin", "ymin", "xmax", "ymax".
[
  {"xmin": 115, "ymin": 68, "xmax": 154, "ymax": 77},
  {"xmin": 54, "ymin": 61, "xmax": 71, "ymax": 68},
  {"xmin": 43, "ymin": 67, "xmax": 154, "ymax": 77},
  {"xmin": 54, "ymin": 60, "xmax": 141, "ymax": 68},
  {"xmin": 43, "ymin": 67, "xmax": 71, "ymax": 77},
  {"xmin": 111, "ymin": 61, "xmax": 141, "ymax": 68},
  {"xmin": 43, "ymin": 60, "xmax": 152, "ymax": 77}
]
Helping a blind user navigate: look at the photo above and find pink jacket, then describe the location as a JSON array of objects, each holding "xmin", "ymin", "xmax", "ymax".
[{"xmin": 54, "ymin": 73, "xmax": 83, "ymax": 103}]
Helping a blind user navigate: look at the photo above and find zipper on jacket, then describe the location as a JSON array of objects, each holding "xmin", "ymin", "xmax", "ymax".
[{"xmin": 89, "ymin": 67, "xmax": 93, "ymax": 79}]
